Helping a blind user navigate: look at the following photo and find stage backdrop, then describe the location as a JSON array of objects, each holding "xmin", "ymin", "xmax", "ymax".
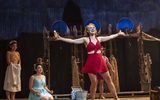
[
  {"xmin": 50, "ymin": 41, "xmax": 72, "ymax": 94},
  {"xmin": 0, "ymin": 32, "xmax": 160, "ymax": 98}
]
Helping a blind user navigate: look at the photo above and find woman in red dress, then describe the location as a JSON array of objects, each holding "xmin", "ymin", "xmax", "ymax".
[{"xmin": 53, "ymin": 23, "xmax": 125, "ymax": 100}]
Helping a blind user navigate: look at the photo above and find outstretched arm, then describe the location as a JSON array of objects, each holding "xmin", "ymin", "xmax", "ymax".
[
  {"xmin": 53, "ymin": 31, "xmax": 85, "ymax": 44},
  {"xmin": 59, "ymin": 37, "xmax": 85, "ymax": 44},
  {"xmin": 142, "ymin": 32, "xmax": 160, "ymax": 42},
  {"xmin": 99, "ymin": 30, "xmax": 125, "ymax": 42}
]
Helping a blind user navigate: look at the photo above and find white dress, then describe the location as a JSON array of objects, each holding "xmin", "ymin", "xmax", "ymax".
[{"xmin": 4, "ymin": 63, "xmax": 21, "ymax": 92}]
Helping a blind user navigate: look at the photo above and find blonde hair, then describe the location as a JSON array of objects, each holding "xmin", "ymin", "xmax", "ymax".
[{"xmin": 84, "ymin": 23, "xmax": 97, "ymax": 36}]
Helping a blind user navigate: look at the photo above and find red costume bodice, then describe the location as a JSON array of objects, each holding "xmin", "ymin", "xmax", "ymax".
[{"xmin": 86, "ymin": 37, "xmax": 101, "ymax": 53}]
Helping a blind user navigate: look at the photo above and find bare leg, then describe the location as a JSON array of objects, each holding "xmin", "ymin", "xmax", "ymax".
[
  {"xmin": 98, "ymin": 80, "xmax": 105, "ymax": 99},
  {"xmin": 5, "ymin": 91, "xmax": 11, "ymax": 100},
  {"xmin": 10, "ymin": 92, "xmax": 15, "ymax": 100},
  {"xmin": 88, "ymin": 73, "xmax": 98, "ymax": 100},
  {"xmin": 49, "ymin": 96, "xmax": 54, "ymax": 100},
  {"xmin": 41, "ymin": 96, "xmax": 54, "ymax": 100},
  {"xmin": 40, "ymin": 97, "xmax": 48, "ymax": 100},
  {"xmin": 101, "ymin": 72, "xmax": 120, "ymax": 100}
]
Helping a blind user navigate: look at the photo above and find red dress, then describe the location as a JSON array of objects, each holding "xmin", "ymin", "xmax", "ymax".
[{"xmin": 81, "ymin": 37, "xmax": 108, "ymax": 74}]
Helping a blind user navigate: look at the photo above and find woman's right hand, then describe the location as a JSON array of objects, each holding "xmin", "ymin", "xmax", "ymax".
[
  {"xmin": 53, "ymin": 30, "xmax": 61, "ymax": 40},
  {"xmin": 118, "ymin": 30, "xmax": 125, "ymax": 36}
]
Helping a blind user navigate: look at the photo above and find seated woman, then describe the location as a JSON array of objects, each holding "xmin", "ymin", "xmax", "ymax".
[{"xmin": 28, "ymin": 63, "xmax": 54, "ymax": 100}]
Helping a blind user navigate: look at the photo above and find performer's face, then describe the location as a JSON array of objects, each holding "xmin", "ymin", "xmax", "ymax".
[
  {"xmin": 36, "ymin": 65, "xmax": 43, "ymax": 74},
  {"xmin": 87, "ymin": 23, "xmax": 97, "ymax": 35},
  {"xmin": 10, "ymin": 43, "xmax": 17, "ymax": 51}
]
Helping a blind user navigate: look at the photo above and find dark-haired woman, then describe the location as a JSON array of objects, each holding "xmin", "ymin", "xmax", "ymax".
[{"xmin": 28, "ymin": 64, "xmax": 54, "ymax": 100}]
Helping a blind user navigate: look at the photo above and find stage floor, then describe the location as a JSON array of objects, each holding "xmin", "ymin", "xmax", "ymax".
[
  {"xmin": 95, "ymin": 96, "xmax": 149, "ymax": 100},
  {"xmin": 0, "ymin": 91, "xmax": 150, "ymax": 100},
  {"xmin": 0, "ymin": 96, "xmax": 150, "ymax": 100}
]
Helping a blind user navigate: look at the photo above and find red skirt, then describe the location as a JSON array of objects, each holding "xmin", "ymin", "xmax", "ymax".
[{"xmin": 81, "ymin": 53, "xmax": 108, "ymax": 74}]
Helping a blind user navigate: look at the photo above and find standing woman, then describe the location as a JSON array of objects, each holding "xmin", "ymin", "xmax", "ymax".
[
  {"xmin": 53, "ymin": 23, "xmax": 125, "ymax": 100},
  {"xmin": 4, "ymin": 40, "xmax": 21, "ymax": 100},
  {"xmin": 28, "ymin": 64, "xmax": 54, "ymax": 100}
]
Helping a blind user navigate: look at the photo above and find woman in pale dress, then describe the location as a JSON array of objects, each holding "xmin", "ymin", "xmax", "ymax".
[
  {"xmin": 28, "ymin": 63, "xmax": 54, "ymax": 100},
  {"xmin": 4, "ymin": 40, "xmax": 21, "ymax": 100}
]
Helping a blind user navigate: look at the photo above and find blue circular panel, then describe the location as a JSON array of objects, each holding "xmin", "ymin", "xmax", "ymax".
[
  {"xmin": 51, "ymin": 20, "xmax": 70, "ymax": 36},
  {"xmin": 117, "ymin": 18, "xmax": 134, "ymax": 32}
]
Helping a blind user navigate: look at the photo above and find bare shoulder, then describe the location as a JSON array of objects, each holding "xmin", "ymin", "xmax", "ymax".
[
  {"xmin": 42, "ymin": 75, "xmax": 46, "ymax": 79},
  {"xmin": 97, "ymin": 36, "xmax": 102, "ymax": 42},
  {"xmin": 83, "ymin": 37, "xmax": 89, "ymax": 42},
  {"xmin": 42, "ymin": 75, "xmax": 45, "ymax": 77},
  {"xmin": 30, "ymin": 75, "xmax": 35, "ymax": 79},
  {"xmin": 7, "ymin": 51, "xmax": 11, "ymax": 54},
  {"xmin": 81, "ymin": 37, "xmax": 89, "ymax": 46},
  {"xmin": 16, "ymin": 51, "xmax": 20, "ymax": 55}
]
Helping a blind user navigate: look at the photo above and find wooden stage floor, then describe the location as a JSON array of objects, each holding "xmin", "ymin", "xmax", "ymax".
[
  {"xmin": 94, "ymin": 96, "xmax": 150, "ymax": 100},
  {"xmin": 0, "ymin": 96, "xmax": 150, "ymax": 100},
  {"xmin": 0, "ymin": 91, "xmax": 150, "ymax": 100}
]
